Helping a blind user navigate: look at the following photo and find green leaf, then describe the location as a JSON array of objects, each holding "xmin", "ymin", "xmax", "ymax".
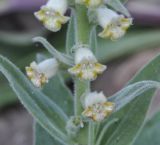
[
  {"xmin": 133, "ymin": 111, "xmax": 160, "ymax": 145},
  {"xmin": 34, "ymin": 54, "xmax": 74, "ymax": 145},
  {"xmin": 42, "ymin": 75, "xmax": 74, "ymax": 116},
  {"xmin": 109, "ymin": 81, "xmax": 160, "ymax": 111},
  {"xmin": 97, "ymin": 53, "xmax": 160, "ymax": 145},
  {"xmin": 107, "ymin": 0, "xmax": 130, "ymax": 17},
  {"xmin": 90, "ymin": 26, "xmax": 98, "ymax": 55},
  {"xmin": 66, "ymin": 8, "xmax": 78, "ymax": 55},
  {"xmin": 0, "ymin": 55, "xmax": 74, "ymax": 145},
  {"xmin": 33, "ymin": 37, "xmax": 73, "ymax": 66},
  {"xmin": 34, "ymin": 75, "xmax": 74, "ymax": 145},
  {"xmin": 34, "ymin": 124, "xmax": 63, "ymax": 145}
]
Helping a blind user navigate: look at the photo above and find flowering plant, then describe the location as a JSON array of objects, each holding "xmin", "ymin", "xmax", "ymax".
[{"xmin": 0, "ymin": 0, "xmax": 160, "ymax": 145}]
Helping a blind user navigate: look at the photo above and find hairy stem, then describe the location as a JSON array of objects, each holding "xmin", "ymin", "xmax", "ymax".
[
  {"xmin": 75, "ymin": 5, "xmax": 90, "ymax": 44},
  {"xmin": 73, "ymin": 4, "xmax": 92, "ymax": 145}
]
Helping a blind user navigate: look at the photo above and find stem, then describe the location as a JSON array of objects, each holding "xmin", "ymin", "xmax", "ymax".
[
  {"xmin": 75, "ymin": 5, "xmax": 90, "ymax": 44},
  {"xmin": 73, "ymin": 4, "xmax": 92, "ymax": 145},
  {"xmin": 74, "ymin": 79, "xmax": 90, "ymax": 116},
  {"xmin": 88, "ymin": 122, "xmax": 95, "ymax": 145},
  {"xmin": 74, "ymin": 4, "xmax": 91, "ymax": 117}
]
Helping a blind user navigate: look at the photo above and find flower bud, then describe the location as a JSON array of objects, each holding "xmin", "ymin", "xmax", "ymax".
[
  {"xmin": 34, "ymin": 0, "xmax": 70, "ymax": 32},
  {"xmin": 82, "ymin": 91, "xmax": 115, "ymax": 122},
  {"xmin": 26, "ymin": 58, "xmax": 58, "ymax": 87},
  {"xmin": 66, "ymin": 116, "xmax": 84, "ymax": 137},
  {"xmin": 96, "ymin": 6, "xmax": 132, "ymax": 40},
  {"xmin": 68, "ymin": 47, "xmax": 106, "ymax": 81}
]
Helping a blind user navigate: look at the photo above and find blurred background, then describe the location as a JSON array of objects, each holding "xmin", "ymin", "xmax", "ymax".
[{"xmin": 0, "ymin": 0, "xmax": 160, "ymax": 145}]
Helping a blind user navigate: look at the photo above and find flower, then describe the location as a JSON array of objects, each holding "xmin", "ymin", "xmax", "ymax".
[
  {"xmin": 76, "ymin": 0, "xmax": 103, "ymax": 7},
  {"xmin": 34, "ymin": 0, "xmax": 70, "ymax": 32},
  {"xmin": 96, "ymin": 6, "xmax": 132, "ymax": 40},
  {"xmin": 26, "ymin": 58, "xmax": 58, "ymax": 87},
  {"xmin": 68, "ymin": 47, "xmax": 106, "ymax": 80},
  {"xmin": 82, "ymin": 92, "xmax": 115, "ymax": 122}
]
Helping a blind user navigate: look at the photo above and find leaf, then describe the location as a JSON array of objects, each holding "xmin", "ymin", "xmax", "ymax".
[
  {"xmin": 89, "ymin": 26, "xmax": 98, "ymax": 55},
  {"xmin": 42, "ymin": 75, "xmax": 74, "ymax": 116},
  {"xmin": 107, "ymin": 0, "xmax": 130, "ymax": 17},
  {"xmin": 0, "ymin": 55, "xmax": 74, "ymax": 145},
  {"xmin": 34, "ymin": 75, "xmax": 74, "ymax": 145},
  {"xmin": 109, "ymin": 80, "xmax": 160, "ymax": 111},
  {"xmin": 34, "ymin": 123, "xmax": 63, "ymax": 145},
  {"xmin": 97, "ymin": 29, "xmax": 160, "ymax": 62},
  {"xmin": 133, "ymin": 111, "xmax": 160, "ymax": 145},
  {"xmin": 66, "ymin": 8, "xmax": 78, "ymax": 55},
  {"xmin": 34, "ymin": 55, "xmax": 74, "ymax": 145},
  {"xmin": 33, "ymin": 37, "xmax": 74, "ymax": 66},
  {"xmin": 96, "ymin": 53, "xmax": 160, "ymax": 145}
]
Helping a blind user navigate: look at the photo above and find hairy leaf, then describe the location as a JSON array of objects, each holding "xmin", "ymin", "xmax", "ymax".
[
  {"xmin": 107, "ymin": 0, "xmax": 130, "ymax": 17},
  {"xmin": 109, "ymin": 81, "xmax": 160, "ymax": 111},
  {"xmin": 33, "ymin": 37, "xmax": 73, "ymax": 66},
  {"xmin": 0, "ymin": 55, "xmax": 74, "ymax": 145},
  {"xmin": 34, "ymin": 124, "xmax": 62, "ymax": 145},
  {"xmin": 66, "ymin": 8, "xmax": 78, "ymax": 55},
  {"xmin": 96, "ymin": 53, "xmax": 160, "ymax": 145},
  {"xmin": 133, "ymin": 111, "xmax": 160, "ymax": 145},
  {"xmin": 90, "ymin": 26, "xmax": 98, "ymax": 55}
]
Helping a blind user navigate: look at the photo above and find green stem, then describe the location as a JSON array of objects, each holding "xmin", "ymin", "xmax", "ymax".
[
  {"xmin": 74, "ymin": 4, "xmax": 91, "ymax": 117},
  {"xmin": 73, "ymin": 4, "xmax": 92, "ymax": 145},
  {"xmin": 88, "ymin": 122, "xmax": 96, "ymax": 145},
  {"xmin": 75, "ymin": 5, "xmax": 90, "ymax": 44},
  {"xmin": 74, "ymin": 79, "xmax": 90, "ymax": 116}
]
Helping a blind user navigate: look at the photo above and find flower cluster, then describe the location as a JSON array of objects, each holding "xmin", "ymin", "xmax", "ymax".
[
  {"xmin": 25, "ymin": 0, "xmax": 132, "ymax": 122},
  {"xmin": 34, "ymin": 0, "xmax": 132, "ymax": 40},
  {"xmin": 77, "ymin": 0, "xmax": 132, "ymax": 40}
]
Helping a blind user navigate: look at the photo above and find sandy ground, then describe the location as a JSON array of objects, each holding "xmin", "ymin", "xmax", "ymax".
[{"xmin": 0, "ymin": 48, "xmax": 160, "ymax": 145}]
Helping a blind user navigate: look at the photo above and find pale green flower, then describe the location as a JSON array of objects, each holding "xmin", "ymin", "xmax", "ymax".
[
  {"xmin": 82, "ymin": 92, "xmax": 115, "ymax": 122},
  {"xmin": 34, "ymin": 0, "xmax": 70, "ymax": 32},
  {"xmin": 97, "ymin": 6, "xmax": 132, "ymax": 40},
  {"xmin": 68, "ymin": 47, "xmax": 106, "ymax": 81},
  {"xmin": 26, "ymin": 58, "xmax": 58, "ymax": 87}
]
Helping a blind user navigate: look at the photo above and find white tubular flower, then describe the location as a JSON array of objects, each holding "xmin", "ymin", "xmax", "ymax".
[
  {"xmin": 96, "ymin": 6, "xmax": 132, "ymax": 40},
  {"xmin": 76, "ymin": 0, "xmax": 103, "ymax": 7},
  {"xmin": 26, "ymin": 58, "xmax": 58, "ymax": 87},
  {"xmin": 34, "ymin": 0, "xmax": 70, "ymax": 32},
  {"xmin": 82, "ymin": 92, "xmax": 115, "ymax": 122},
  {"xmin": 68, "ymin": 47, "xmax": 106, "ymax": 81}
]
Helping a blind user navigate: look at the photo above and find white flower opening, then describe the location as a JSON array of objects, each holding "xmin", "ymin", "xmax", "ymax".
[
  {"xmin": 68, "ymin": 47, "xmax": 106, "ymax": 80},
  {"xmin": 96, "ymin": 6, "xmax": 132, "ymax": 40},
  {"xmin": 76, "ymin": 0, "xmax": 103, "ymax": 7},
  {"xmin": 34, "ymin": 0, "xmax": 70, "ymax": 32},
  {"xmin": 82, "ymin": 92, "xmax": 115, "ymax": 122},
  {"xmin": 26, "ymin": 58, "xmax": 58, "ymax": 87}
]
